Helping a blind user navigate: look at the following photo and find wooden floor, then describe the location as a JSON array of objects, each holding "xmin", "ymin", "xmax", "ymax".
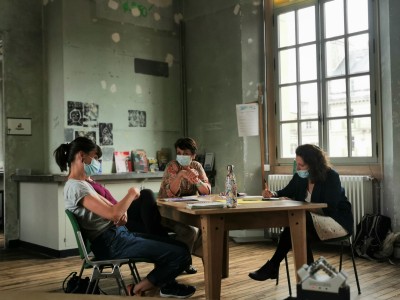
[{"xmin": 1, "ymin": 232, "xmax": 400, "ymax": 299}]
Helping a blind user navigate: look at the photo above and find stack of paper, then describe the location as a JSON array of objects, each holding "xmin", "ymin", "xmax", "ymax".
[{"xmin": 186, "ymin": 202, "xmax": 225, "ymax": 209}]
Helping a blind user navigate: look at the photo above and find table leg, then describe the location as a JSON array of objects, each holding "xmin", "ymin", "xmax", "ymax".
[
  {"xmin": 201, "ymin": 214, "xmax": 225, "ymax": 300},
  {"xmin": 288, "ymin": 209, "xmax": 307, "ymax": 282},
  {"xmin": 222, "ymin": 231, "xmax": 229, "ymax": 278}
]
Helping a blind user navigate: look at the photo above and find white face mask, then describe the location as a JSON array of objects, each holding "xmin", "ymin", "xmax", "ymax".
[
  {"xmin": 297, "ymin": 169, "xmax": 309, "ymax": 179},
  {"xmin": 176, "ymin": 155, "xmax": 191, "ymax": 166}
]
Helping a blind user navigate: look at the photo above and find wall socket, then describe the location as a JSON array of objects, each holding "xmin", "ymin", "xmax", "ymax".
[{"xmin": 263, "ymin": 164, "xmax": 270, "ymax": 172}]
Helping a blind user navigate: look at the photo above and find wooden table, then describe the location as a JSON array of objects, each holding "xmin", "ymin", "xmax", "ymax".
[{"xmin": 158, "ymin": 199, "xmax": 327, "ymax": 300}]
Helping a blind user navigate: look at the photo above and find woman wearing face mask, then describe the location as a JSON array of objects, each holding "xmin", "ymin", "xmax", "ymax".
[
  {"xmin": 54, "ymin": 137, "xmax": 196, "ymax": 298},
  {"xmin": 249, "ymin": 144, "xmax": 353, "ymax": 282},
  {"xmin": 85, "ymin": 146, "xmax": 169, "ymax": 237},
  {"xmin": 158, "ymin": 137, "xmax": 211, "ymax": 274},
  {"xmin": 158, "ymin": 137, "xmax": 211, "ymax": 198}
]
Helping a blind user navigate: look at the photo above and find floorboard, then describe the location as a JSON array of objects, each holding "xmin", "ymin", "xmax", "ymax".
[{"xmin": 1, "ymin": 232, "xmax": 400, "ymax": 299}]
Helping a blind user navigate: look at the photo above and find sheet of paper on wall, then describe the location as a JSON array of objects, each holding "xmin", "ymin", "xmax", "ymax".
[{"xmin": 236, "ymin": 103, "xmax": 259, "ymax": 137}]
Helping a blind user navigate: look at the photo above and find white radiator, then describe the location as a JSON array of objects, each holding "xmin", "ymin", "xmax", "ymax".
[{"xmin": 265, "ymin": 174, "xmax": 374, "ymax": 238}]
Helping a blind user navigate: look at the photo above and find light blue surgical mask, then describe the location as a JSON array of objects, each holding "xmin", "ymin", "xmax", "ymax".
[
  {"xmin": 297, "ymin": 169, "xmax": 309, "ymax": 179},
  {"xmin": 176, "ymin": 155, "xmax": 191, "ymax": 166},
  {"xmin": 84, "ymin": 157, "xmax": 101, "ymax": 176}
]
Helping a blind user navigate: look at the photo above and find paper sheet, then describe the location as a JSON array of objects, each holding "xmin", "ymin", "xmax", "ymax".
[{"xmin": 236, "ymin": 103, "xmax": 259, "ymax": 137}]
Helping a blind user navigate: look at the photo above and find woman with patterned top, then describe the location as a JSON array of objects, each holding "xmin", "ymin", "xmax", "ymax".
[{"xmin": 158, "ymin": 137, "xmax": 211, "ymax": 273}]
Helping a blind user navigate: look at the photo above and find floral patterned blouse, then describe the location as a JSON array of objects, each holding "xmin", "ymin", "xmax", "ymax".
[{"xmin": 158, "ymin": 160, "xmax": 210, "ymax": 198}]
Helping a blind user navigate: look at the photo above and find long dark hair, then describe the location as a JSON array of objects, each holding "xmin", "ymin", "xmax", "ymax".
[
  {"xmin": 174, "ymin": 137, "xmax": 198, "ymax": 155},
  {"xmin": 296, "ymin": 144, "xmax": 331, "ymax": 182},
  {"xmin": 53, "ymin": 137, "xmax": 96, "ymax": 172}
]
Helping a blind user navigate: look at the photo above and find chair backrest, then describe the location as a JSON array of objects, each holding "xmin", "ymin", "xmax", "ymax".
[{"xmin": 65, "ymin": 209, "xmax": 92, "ymax": 261}]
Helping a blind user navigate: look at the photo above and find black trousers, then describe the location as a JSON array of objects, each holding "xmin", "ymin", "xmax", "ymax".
[
  {"xmin": 125, "ymin": 189, "xmax": 169, "ymax": 237},
  {"xmin": 270, "ymin": 212, "xmax": 320, "ymax": 266}
]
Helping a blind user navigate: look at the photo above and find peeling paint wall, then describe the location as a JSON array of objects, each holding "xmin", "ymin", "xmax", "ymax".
[
  {"xmin": 45, "ymin": 0, "xmax": 184, "ymax": 174},
  {"xmin": 381, "ymin": 0, "xmax": 400, "ymax": 231},
  {"xmin": 0, "ymin": 0, "xmax": 44, "ymax": 243},
  {"xmin": 184, "ymin": 0, "xmax": 265, "ymax": 194}
]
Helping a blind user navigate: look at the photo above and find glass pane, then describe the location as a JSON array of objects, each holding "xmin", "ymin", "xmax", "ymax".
[
  {"xmin": 279, "ymin": 48, "xmax": 297, "ymax": 84},
  {"xmin": 350, "ymin": 75, "xmax": 370, "ymax": 115},
  {"xmin": 348, "ymin": 34, "xmax": 369, "ymax": 74},
  {"xmin": 280, "ymin": 86, "xmax": 298, "ymax": 121},
  {"xmin": 281, "ymin": 123, "xmax": 298, "ymax": 158},
  {"xmin": 351, "ymin": 117, "xmax": 372, "ymax": 156},
  {"xmin": 328, "ymin": 119, "xmax": 348, "ymax": 157},
  {"xmin": 299, "ymin": 44, "xmax": 317, "ymax": 81},
  {"xmin": 327, "ymin": 79, "xmax": 347, "ymax": 117},
  {"xmin": 300, "ymin": 83, "xmax": 318, "ymax": 119},
  {"xmin": 347, "ymin": 0, "xmax": 368, "ymax": 34},
  {"xmin": 301, "ymin": 121, "xmax": 319, "ymax": 145},
  {"xmin": 278, "ymin": 11, "xmax": 296, "ymax": 48},
  {"xmin": 298, "ymin": 6, "xmax": 316, "ymax": 44},
  {"xmin": 324, "ymin": 0, "xmax": 344, "ymax": 38},
  {"xmin": 325, "ymin": 39, "xmax": 345, "ymax": 77}
]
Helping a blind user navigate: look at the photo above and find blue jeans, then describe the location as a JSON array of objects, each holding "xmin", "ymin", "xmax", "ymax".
[{"xmin": 91, "ymin": 226, "xmax": 191, "ymax": 286}]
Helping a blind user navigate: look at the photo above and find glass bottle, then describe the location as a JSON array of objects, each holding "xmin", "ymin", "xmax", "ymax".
[{"xmin": 225, "ymin": 165, "xmax": 237, "ymax": 208}]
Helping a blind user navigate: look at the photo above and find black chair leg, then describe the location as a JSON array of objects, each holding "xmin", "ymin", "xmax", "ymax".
[
  {"xmin": 284, "ymin": 255, "xmax": 292, "ymax": 297},
  {"xmin": 349, "ymin": 241, "xmax": 361, "ymax": 294}
]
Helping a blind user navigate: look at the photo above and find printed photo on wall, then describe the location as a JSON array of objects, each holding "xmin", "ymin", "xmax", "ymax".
[
  {"xmin": 99, "ymin": 123, "xmax": 113, "ymax": 146},
  {"xmin": 83, "ymin": 103, "xmax": 99, "ymax": 127},
  {"xmin": 75, "ymin": 130, "xmax": 96, "ymax": 144},
  {"xmin": 67, "ymin": 101, "xmax": 84, "ymax": 126},
  {"xmin": 128, "ymin": 110, "xmax": 146, "ymax": 127}
]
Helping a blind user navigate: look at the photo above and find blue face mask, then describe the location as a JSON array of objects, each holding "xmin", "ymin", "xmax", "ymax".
[
  {"xmin": 176, "ymin": 155, "xmax": 191, "ymax": 166},
  {"xmin": 297, "ymin": 169, "xmax": 309, "ymax": 179},
  {"xmin": 84, "ymin": 157, "xmax": 101, "ymax": 176}
]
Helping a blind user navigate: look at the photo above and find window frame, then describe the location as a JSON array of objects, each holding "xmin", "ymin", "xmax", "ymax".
[{"xmin": 272, "ymin": 0, "xmax": 378, "ymax": 165}]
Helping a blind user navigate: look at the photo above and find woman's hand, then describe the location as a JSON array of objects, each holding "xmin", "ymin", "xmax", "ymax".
[
  {"xmin": 128, "ymin": 187, "xmax": 140, "ymax": 200},
  {"xmin": 262, "ymin": 189, "xmax": 275, "ymax": 198},
  {"xmin": 179, "ymin": 168, "xmax": 199, "ymax": 184},
  {"xmin": 115, "ymin": 212, "xmax": 127, "ymax": 226}
]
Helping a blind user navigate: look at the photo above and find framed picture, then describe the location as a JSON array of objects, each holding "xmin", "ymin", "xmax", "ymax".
[{"xmin": 7, "ymin": 118, "xmax": 32, "ymax": 135}]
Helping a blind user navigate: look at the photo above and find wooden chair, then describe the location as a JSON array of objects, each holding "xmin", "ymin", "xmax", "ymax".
[{"xmin": 65, "ymin": 210, "xmax": 151, "ymax": 295}]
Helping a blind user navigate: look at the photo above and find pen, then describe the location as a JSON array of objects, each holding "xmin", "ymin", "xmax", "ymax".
[{"xmin": 264, "ymin": 178, "xmax": 269, "ymax": 191}]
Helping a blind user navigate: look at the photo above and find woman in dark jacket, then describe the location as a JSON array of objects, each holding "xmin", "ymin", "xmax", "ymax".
[{"xmin": 249, "ymin": 144, "xmax": 353, "ymax": 281}]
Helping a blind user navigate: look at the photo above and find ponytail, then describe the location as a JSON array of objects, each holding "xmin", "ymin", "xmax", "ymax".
[
  {"xmin": 53, "ymin": 137, "xmax": 96, "ymax": 172},
  {"xmin": 53, "ymin": 143, "xmax": 71, "ymax": 172}
]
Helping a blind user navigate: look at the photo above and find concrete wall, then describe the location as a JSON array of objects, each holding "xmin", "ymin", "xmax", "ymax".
[
  {"xmin": 45, "ymin": 0, "xmax": 185, "ymax": 174},
  {"xmin": 0, "ymin": 0, "xmax": 44, "ymax": 244},
  {"xmin": 380, "ymin": 0, "xmax": 400, "ymax": 231},
  {"xmin": 184, "ymin": 0, "xmax": 265, "ymax": 194}
]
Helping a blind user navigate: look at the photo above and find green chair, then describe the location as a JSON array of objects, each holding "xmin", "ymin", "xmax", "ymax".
[{"xmin": 65, "ymin": 209, "xmax": 151, "ymax": 295}]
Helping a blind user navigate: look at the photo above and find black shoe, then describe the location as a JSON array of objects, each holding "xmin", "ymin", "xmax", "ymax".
[
  {"xmin": 160, "ymin": 281, "xmax": 196, "ymax": 299},
  {"xmin": 248, "ymin": 260, "xmax": 279, "ymax": 281},
  {"xmin": 184, "ymin": 265, "xmax": 197, "ymax": 274}
]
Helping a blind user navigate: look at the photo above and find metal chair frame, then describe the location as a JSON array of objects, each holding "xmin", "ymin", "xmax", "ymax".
[
  {"xmin": 285, "ymin": 234, "xmax": 361, "ymax": 296},
  {"xmin": 65, "ymin": 209, "xmax": 151, "ymax": 295}
]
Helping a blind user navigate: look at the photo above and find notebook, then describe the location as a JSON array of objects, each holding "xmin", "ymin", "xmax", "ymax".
[
  {"xmin": 160, "ymin": 196, "xmax": 199, "ymax": 202},
  {"xmin": 186, "ymin": 201, "xmax": 226, "ymax": 209}
]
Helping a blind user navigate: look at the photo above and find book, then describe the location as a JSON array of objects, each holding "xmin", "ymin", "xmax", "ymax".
[
  {"xmin": 132, "ymin": 149, "xmax": 148, "ymax": 173},
  {"xmin": 242, "ymin": 195, "xmax": 263, "ymax": 201},
  {"xmin": 114, "ymin": 151, "xmax": 132, "ymax": 173},
  {"xmin": 160, "ymin": 196, "xmax": 199, "ymax": 202},
  {"xmin": 186, "ymin": 202, "xmax": 226, "ymax": 209}
]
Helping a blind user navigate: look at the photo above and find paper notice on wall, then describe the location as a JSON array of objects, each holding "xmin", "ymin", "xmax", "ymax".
[{"xmin": 236, "ymin": 103, "xmax": 259, "ymax": 137}]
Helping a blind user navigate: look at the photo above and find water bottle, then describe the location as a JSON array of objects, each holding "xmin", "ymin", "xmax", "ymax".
[{"xmin": 225, "ymin": 165, "xmax": 237, "ymax": 208}]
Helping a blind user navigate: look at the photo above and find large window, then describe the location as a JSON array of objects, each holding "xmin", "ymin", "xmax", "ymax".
[{"xmin": 274, "ymin": 0, "xmax": 376, "ymax": 163}]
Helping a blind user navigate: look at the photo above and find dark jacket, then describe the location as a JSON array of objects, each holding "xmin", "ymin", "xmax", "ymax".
[{"xmin": 276, "ymin": 169, "xmax": 354, "ymax": 234}]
